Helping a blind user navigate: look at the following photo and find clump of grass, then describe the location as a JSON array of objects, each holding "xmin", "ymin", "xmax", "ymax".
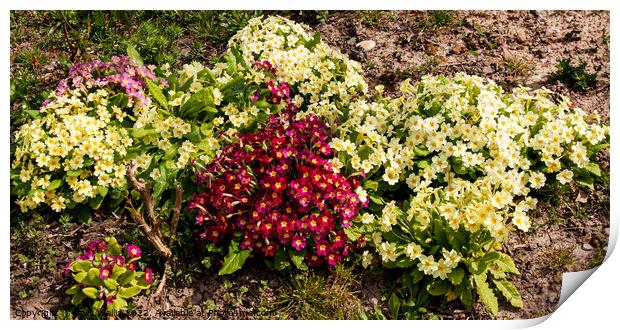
[
  {"xmin": 547, "ymin": 247, "xmax": 577, "ymax": 272},
  {"xmin": 504, "ymin": 57, "xmax": 534, "ymax": 77},
  {"xmin": 548, "ymin": 58, "xmax": 597, "ymax": 91},
  {"xmin": 366, "ymin": 60, "xmax": 377, "ymax": 70},
  {"xmin": 588, "ymin": 248, "xmax": 606, "ymax": 268},
  {"xmin": 315, "ymin": 11, "xmax": 330, "ymax": 23},
  {"xmin": 426, "ymin": 11, "xmax": 453, "ymax": 27},
  {"xmin": 358, "ymin": 11, "xmax": 384, "ymax": 27},
  {"xmin": 275, "ymin": 264, "xmax": 366, "ymax": 319},
  {"xmin": 11, "ymin": 214, "xmax": 59, "ymax": 275}
]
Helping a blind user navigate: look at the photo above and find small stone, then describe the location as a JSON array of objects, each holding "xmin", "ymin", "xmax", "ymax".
[
  {"xmin": 515, "ymin": 29, "xmax": 529, "ymax": 43},
  {"xmin": 482, "ymin": 66, "xmax": 494, "ymax": 74},
  {"xmin": 451, "ymin": 41, "xmax": 467, "ymax": 54},
  {"xmin": 356, "ymin": 40, "xmax": 376, "ymax": 52},
  {"xmin": 576, "ymin": 190, "xmax": 588, "ymax": 203},
  {"xmin": 582, "ymin": 243, "xmax": 594, "ymax": 251}
]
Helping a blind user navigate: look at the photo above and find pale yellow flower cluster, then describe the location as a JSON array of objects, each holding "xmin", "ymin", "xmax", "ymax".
[
  {"xmin": 228, "ymin": 16, "xmax": 369, "ymax": 126},
  {"xmin": 352, "ymin": 74, "xmax": 608, "ymax": 269},
  {"xmin": 12, "ymin": 89, "xmax": 133, "ymax": 212},
  {"xmin": 12, "ymin": 65, "xmax": 220, "ymax": 213}
]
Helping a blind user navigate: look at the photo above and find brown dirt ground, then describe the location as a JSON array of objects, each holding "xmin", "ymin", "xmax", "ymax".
[{"xmin": 10, "ymin": 10, "xmax": 610, "ymax": 320}]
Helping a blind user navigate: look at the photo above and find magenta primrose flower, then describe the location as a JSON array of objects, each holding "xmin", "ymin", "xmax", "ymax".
[
  {"xmin": 99, "ymin": 265, "xmax": 112, "ymax": 279},
  {"xmin": 105, "ymin": 295, "xmax": 116, "ymax": 305},
  {"xmin": 144, "ymin": 268, "xmax": 154, "ymax": 284},
  {"xmin": 127, "ymin": 244, "xmax": 142, "ymax": 258}
]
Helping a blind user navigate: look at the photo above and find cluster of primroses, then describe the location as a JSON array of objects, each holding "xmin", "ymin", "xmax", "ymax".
[
  {"xmin": 11, "ymin": 57, "xmax": 149, "ymax": 212},
  {"xmin": 228, "ymin": 16, "xmax": 368, "ymax": 124},
  {"xmin": 64, "ymin": 237, "xmax": 153, "ymax": 314},
  {"xmin": 225, "ymin": 16, "xmax": 609, "ymax": 315},
  {"xmin": 189, "ymin": 86, "xmax": 366, "ymax": 267},
  {"xmin": 338, "ymin": 74, "xmax": 609, "ymax": 314},
  {"xmin": 53, "ymin": 55, "xmax": 161, "ymax": 107},
  {"xmin": 11, "ymin": 55, "xmax": 217, "ymax": 213}
]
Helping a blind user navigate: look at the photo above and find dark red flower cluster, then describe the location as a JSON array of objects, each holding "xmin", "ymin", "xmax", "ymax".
[
  {"xmin": 253, "ymin": 60, "xmax": 276, "ymax": 74},
  {"xmin": 264, "ymin": 81, "xmax": 291, "ymax": 104},
  {"xmin": 189, "ymin": 108, "xmax": 364, "ymax": 267}
]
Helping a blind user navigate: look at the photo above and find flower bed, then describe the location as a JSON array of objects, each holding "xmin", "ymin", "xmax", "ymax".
[{"xmin": 10, "ymin": 15, "xmax": 609, "ymax": 319}]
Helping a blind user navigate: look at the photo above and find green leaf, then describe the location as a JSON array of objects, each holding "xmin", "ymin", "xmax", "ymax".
[
  {"xmin": 410, "ymin": 268, "xmax": 424, "ymax": 284},
  {"xmin": 414, "ymin": 145, "xmax": 430, "ymax": 157},
  {"xmin": 587, "ymin": 143, "xmax": 609, "ymax": 157},
  {"xmin": 72, "ymin": 271, "xmax": 88, "ymax": 284},
  {"xmin": 82, "ymin": 287, "xmax": 98, "ymax": 299},
  {"xmin": 104, "ymin": 237, "xmax": 122, "ymax": 256},
  {"xmin": 65, "ymin": 284, "xmax": 81, "ymax": 295},
  {"xmin": 455, "ymin": 280, "xmax": 474, "ymax": 309},
  {"xmin": 24, "ymin": 109, "xmax": 41, "ymax": 119},
  {"xmin": 343, "ymin": 226, "xmax": 362, "ymax": 242},
  {"xmin": 452, "ymin": 159, "xmax": 467, "ymax": 175},
  {"xmin": 585, "ymin": 163, "xmax": 601, "ymax": 176},
  {"xmin": 225, "ymin": 51, "xmax": 237, "ymax": 75},
  {"xmin": 364, "ymin": 180, "xmax": 379, "ymax": 191},
  {"xmin": 108, "ymin": 297, "xmax": 128, "ymax": 315},
  {"xmin": 93, "ymin": 299, "xmax": 104, "ymax": 311},
  {"xmin": 427, "ymin": 279, "xmax": 450, "ymax": 296},
  {"xmin": 305, "ymin": 32, "xmax": 321, "ymax": 50},
  {"xmin": 388, "ymin": 293, "xmax": 401, "ymax": 319},
  {"xmin": 368, "ymin": 194, "xmax": 384, "ymax": 205},
  {"xmin": 180, "ymin": 88, "xmax": 214, "ymax": 117},
  {"xmin": 131, "ymin": 128, "xmax": 156, "ymax": 139},
  {"xmin": 146, "ymin": 79, "xmax": 168, "ymax": 109},
  {"xmin": 98, "ymin": 185, "xmax": 109, "ymax": 198},
  {"xmin": 201, "ymin": 256, "xmax": 213, "ymax": 269},
  {"xmin": 289, "ymin": 251, "xmax": 308, "ymax": 271},
  {"xmin": 70, "ymin": 260, "xmax": 93, "ymax": 273},
  {"xmin": 71, "ymin": 291, "xmax": 87, "ymax": 305},
  {"xmin": 87, "ymin": 268, "xmax": 103, "ymax": 286},
  {"xmin": 66, "ymin": 169, "xmax": 82, "ymax": 177},
  {"xmin": 373, "ymin": 304, "xmax": 387, "ymax": 320},
  {"xmin": 134, "ymin": 273, "xmax": 151, "ymax": 289},
  {"xmin": 46, "ymin": 179, "xmax": 62, "ymax": 191},
  {"xmin": 416, "ymin": 160, "xmax": 430, "ymax": 169},
  {"xmin": 76, "ymin": 205, "xmax": 92, "ymax": 224},
  {"xmin": 488, "ymin": 264, "xmax": 507, "ymax": 279},
  {"xmin": 89, "ymin": 193, "xmax": 105, "ymax": 210},
  {"xmin": 126, "ymin": 44, "xmax": 143, "ymax": 66},
  {"xmin": 274, "ymin": 249, "xmax": 290, "ymax": 271},
  {"xmin": 473, "ymin": 274, "xmax": 498, "ymax": 316},
  {"xmin": 218, "ymin": 242, "xmax": 251, "ymax": 275},
  {"xmin": 117, "ymin": 270, "xmax": 135, "ymax": 285},
  {"xmin": 495, "ymin": 252, "xmax": 520, "ymax": 275},
  {"xmin": 492, "ymin": 279, "xmax": 523, "ymax": 308},
  {"xmin": 104, "ymin": 278, "xmax": 119, "ymax": 291},
  {"xmin": 447, "ymin": 267, "xmax": 465, "ymax": 285},
  {"xmin": 470, "ymin": 251, "xmax": 500, "ymax": 275},
  {"xmin": 575, "ymin": 174, "xmax": 594, "ymax": 190},
  {"xmin": 111, "ymin": 266, "xmax": 127, "ymax": 280},
  {"xmin": 118, "ymin": 286, "xmax": 142, "ymax": 299}
]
